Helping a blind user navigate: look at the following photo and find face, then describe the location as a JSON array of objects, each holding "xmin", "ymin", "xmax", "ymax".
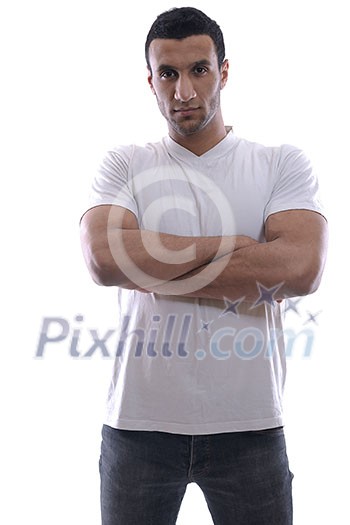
[{"xmin": 147, "ymin": 35, "xmax": 229, "ymax": 139}]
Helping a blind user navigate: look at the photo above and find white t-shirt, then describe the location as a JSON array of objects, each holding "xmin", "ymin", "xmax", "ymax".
[{"xmin": 84, "ymin": 127, "xmax": 324, "ymax": 435}]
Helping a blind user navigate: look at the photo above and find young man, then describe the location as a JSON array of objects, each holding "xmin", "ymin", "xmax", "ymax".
[{"xmin": 80, "ymin": 7, "xmax": 328, "ymax": 525}]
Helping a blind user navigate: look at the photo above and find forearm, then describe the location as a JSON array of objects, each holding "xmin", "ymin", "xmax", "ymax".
[
  {"xmin": 149, "ymin": 237, "xmax": 325, "ymax": 301},
  {"xmin": 89, "ymin": 227, "xmax": 255, "ymax": 288},
  {"xmin": 181, "ymin": 242, "xmax": 295, "ymax": 302}
]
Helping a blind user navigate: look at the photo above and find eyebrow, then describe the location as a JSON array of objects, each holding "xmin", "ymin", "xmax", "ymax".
[{"xmin": 156, "ymin": 59, "xmax": 212, "ymax": 73}]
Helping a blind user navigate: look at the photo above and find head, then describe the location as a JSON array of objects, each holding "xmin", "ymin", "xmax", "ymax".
[
  {"xmin": 145, "ymin": 7, "xmax": 225, "ymax": 72},
  {"xmin": 145, "ymin": 7, "xmax": 229, "ymax": 142}
]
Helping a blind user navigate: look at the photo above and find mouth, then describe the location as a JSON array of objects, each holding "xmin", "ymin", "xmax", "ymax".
[{"xmin": 173, "ymin": 107, "xmax": 200, "ymax": 116}]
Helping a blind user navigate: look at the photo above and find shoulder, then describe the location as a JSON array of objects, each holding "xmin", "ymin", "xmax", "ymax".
[
  {"xmin": 232, "ymin": 135, "xmax": 311, "ymax": 172},
  {"xmin": 101, "ymin": 138, "xmax": 167, "ymax": 170},
  {"xmin": 233, "ymin": 135, "xmax": 282, "ymax": 162}
]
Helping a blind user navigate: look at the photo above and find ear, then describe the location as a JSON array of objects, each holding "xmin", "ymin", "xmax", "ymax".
[
  {"xmin": 220, "ymin": 59, "xmax": 229, "ymax": 89},
  {"xmin": 147, "ymin": 68, "xmax": 156, "ymax": 95}
]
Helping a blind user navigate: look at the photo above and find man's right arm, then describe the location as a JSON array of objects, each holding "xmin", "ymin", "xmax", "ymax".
[{"xmin": 80, "ymin": 204, "xmax": 255, "ymax": 289}]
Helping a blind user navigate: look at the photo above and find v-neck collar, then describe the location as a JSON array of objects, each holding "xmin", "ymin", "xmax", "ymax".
[{"xmin": 163, "ymin": 126, "xmax": 237, "ymax": 164}]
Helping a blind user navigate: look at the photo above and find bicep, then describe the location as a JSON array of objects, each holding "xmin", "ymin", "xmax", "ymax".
[
  {"xmin": 265, "ymin": 209, "xmax": 328, "ymax": 247},
  {"xmin": 80, "ymin": 205, "xmax": 139, "ymax": 281},
  {"xmin": 265, "ymin": 209, "xmax": 328, "ymax": 291},
  {"xmin": 80, "ymin": 204, "xmax": 138, "ymax": 242}
]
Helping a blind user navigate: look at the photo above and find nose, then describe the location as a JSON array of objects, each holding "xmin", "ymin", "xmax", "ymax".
[{"xmin": 174, "ymin": 74, "xmax": 196, "ymax": 102}]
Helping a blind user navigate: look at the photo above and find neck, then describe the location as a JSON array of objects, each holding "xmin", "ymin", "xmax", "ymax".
[{"xmin": 169, "ymin": 112, "xmax": 227, "ymax": 156}]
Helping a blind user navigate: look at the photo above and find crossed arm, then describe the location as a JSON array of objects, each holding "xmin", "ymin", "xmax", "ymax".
[{"xmin": 80, "ymin": 204, "xmax": 328, "ymax": 302}]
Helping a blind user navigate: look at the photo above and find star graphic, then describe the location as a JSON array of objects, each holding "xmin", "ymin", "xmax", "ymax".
[
  {"xmin": 219, "ymin": 296, "xmax": 245, "ymax": 318},
  {"xmin": 304, "ymin": 310, "xmax": 322, "ymax": 325},
  {"xmin": 197, "ymin": 320, "xmax": 212, "ymax": 333},
  {"xmin": 251, "ymin": 282, "xmax": 284, "ymax": 309},
  {"xmin": 284, "ymin": 298, "xmax": 302, "ymax": 316}
]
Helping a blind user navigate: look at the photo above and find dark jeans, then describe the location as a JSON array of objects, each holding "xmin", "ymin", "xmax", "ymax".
[{"xmin": 99, "ymin": 424, "xmax": 293, "ymax": 525}]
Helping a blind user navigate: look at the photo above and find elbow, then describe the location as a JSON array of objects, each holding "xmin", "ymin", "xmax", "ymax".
[
  {"xmin": 296, "ymin": 231, "xmax": 329, "ymax": 296},
  {"xmin": 85, "ymin": 260, "xmax": 116, "ymax": 287},
  {"xmin": 290, "ymin": 256, "xmax": 327, "ymax": 297},
  {"xmin": 90, "ymin": 266, "xmax": 117, "ymax": 287},
  {"xmin": 294, "ymin": 273, "xmax": 321, "ymax": 297},
  {"xmin": 83, "ymin": 248, "xmax": 123, "ymax": 287},
  {"xmin": 89, "ymin": 256, "xmax": 129, "ymax": 287},
  {"xmin": 80, "ymin": 229, "xmax": 130, "ymax": 287},
  {"xmin": 86, "ymin": 253, "xmax": 142, "ymax": 289}
]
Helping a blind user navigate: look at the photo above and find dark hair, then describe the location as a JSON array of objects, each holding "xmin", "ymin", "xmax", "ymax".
[{"xmin": 145, "ymin": 7, "xmax": 225, "ymax": 72}]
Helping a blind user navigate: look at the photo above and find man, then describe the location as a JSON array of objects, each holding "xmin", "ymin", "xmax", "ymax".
[{"xmin": 80, "ymin": 7, "xmax": 328, "ymax": 525}]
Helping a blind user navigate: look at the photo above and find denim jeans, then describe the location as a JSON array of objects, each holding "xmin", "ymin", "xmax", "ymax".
[{"xmin": 99, "ymin": 424, "xmax": 293, "ymax": 525}]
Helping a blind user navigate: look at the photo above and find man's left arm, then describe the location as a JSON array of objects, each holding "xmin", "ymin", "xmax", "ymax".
[{"xmin": 149, "ymin": 209, "xmax": 328, "ymax": 302}]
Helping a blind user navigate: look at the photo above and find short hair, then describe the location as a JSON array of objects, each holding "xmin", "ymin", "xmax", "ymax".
[{"xmin": 145, "ymin": 7, "xmax": 225, "ymax": 73}]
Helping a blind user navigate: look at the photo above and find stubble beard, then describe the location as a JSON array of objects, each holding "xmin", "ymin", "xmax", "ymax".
[{"xmin": 157, "ymin": 88, "xmax": 221, "ymax": 137}]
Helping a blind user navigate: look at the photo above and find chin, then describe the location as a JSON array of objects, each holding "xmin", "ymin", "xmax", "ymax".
[{"xmin": 173, "ymin": 119, "xmax": 207, "ymax": 137}]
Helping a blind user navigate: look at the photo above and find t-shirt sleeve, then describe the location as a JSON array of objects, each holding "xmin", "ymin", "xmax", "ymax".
[
  {"xmin": 81, "ymin": 145, "xmax": 138, "ymax": 220},
  {"xmin": 264, "ymin": 145, "xmax": 326, "ymax": 222}
]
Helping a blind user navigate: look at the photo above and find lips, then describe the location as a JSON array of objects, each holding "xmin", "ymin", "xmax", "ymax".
[
  {"xmin": 174, "ymin": 107, "xmax": 199, "ymax": 112},
  {"xmin": 173, "ymin": 107, "xmax": 200, "ymax": 116}
]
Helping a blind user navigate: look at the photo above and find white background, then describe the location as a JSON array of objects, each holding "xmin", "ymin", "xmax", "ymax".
[{"xmin": 1, "ymin": 0, "xmax": 349, "ymax": 523}]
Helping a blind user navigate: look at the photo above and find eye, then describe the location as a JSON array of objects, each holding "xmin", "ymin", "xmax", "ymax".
[
  {"xmin": 193, "ymin": 66, "xmax": 208, "ymax": 75},
  {"xmin": 160, "ymin": 70, "xmax": 177, "ymax": 79}
]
